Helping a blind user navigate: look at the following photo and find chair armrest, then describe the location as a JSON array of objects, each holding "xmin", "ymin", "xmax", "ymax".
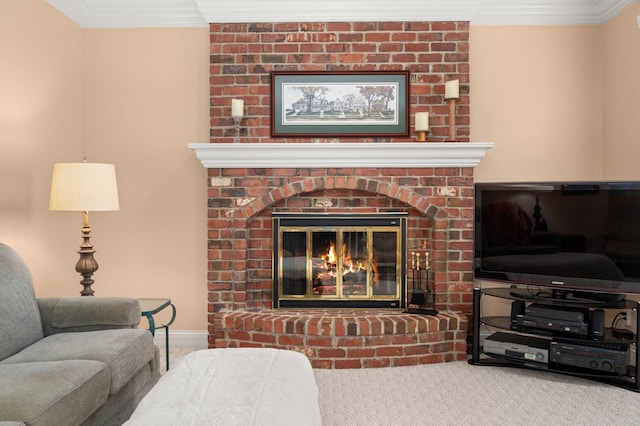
[{"xmin": 38, "ymin": 297, "xmax": 141, "ymax": 336}]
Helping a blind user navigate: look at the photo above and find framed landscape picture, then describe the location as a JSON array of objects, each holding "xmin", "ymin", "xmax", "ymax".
[{"xmin": 271, "ymin": 71, "xmax": 409, "ymax": 137}]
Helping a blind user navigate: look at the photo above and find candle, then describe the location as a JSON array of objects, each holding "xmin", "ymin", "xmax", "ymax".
[
  {"xmin": 444, "ymin": 79, "xmax": 459, "ymax": 100},
  {"xmin": 415, "ymin": 112, "xmax": 429, "ymax": 131},
  {"xmin": 231, "ymin": 99, "xmax": 244, "ymax": 117}
]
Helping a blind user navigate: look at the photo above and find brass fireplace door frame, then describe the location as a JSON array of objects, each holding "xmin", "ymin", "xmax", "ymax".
[{"xmin": 272, "ymin": 213, "xmax": 407, "ymax": 309}]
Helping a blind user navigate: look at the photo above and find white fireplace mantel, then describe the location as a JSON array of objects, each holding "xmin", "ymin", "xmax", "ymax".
[{"xmin": 188, "ymin": 142, "xmax": 493, "ymax": 168}]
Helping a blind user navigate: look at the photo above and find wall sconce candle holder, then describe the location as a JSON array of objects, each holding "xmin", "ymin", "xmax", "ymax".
[
  {"xmin": 444, "ymin": 80, "xmax": 460, "ymax": 142},
  {"xmin": 231, "ymin": 98, "xmax": 244, "ymax": 143},
  {"xmin": 447, "ymin": 98, "xmax": 456, "ymax": 141},
  {"xmin": 232, "ymin": 116, "xmax": 242, "ymax": 143}
]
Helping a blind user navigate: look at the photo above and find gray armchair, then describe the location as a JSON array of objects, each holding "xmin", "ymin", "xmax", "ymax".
[{"xmin": 0, "ymin": 243, "xmax": 160, "ymax": 426}]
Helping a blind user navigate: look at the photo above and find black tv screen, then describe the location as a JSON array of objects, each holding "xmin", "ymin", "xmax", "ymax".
[{"xmin": 474, "ymin": 181, "xmax": 640, "ymax": 299}]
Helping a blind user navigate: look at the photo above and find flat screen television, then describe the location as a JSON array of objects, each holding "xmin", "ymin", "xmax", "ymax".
[{"xmin": 474, "ymin": 181, "xmax": 640, "ymax": 302}]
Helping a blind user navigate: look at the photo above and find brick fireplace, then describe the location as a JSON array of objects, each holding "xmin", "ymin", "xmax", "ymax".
[
  {"xmin": 191, "ymin": 20, "xmax": 493, "ymax": 368},
  {"xmin": 191, "ymin": 142, "xmax": 491, "ymax": 367}
]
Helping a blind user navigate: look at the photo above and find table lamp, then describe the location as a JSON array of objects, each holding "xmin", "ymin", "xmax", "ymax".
[{"xmin": 49, "ymin": 162, "xmax": 120, "ymax": 296}]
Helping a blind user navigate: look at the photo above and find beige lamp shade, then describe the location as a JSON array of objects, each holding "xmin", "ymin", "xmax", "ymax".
[{"xmin": 49, "ymin": 163, "xmax": 120, "ymax": 211}]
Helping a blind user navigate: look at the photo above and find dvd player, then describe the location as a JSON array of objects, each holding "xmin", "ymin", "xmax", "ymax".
[
  {"xmin": 484, "ymin": 332, "xmax": 549, "ymax": 364},
  {"xmin": 514, "ymin": 316, "xmax": 589, "ymax": 336},
  {"xmin": 525, "ymin": 303, "xmax": 587, "ymax": 323}
]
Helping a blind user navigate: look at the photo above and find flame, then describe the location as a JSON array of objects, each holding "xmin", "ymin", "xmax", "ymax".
[
  {"xmin": 320, "ymin": 241, "xmax": 366, "ymax": 276},
  {"xmin": 342, "ymin": 243, "xmax": 365, "ymax": 274},
  {"xmin": 325, "ymin": 241, "xmax": 337, "ymax": 265},
  {"xmin": 313, "ymin": 239, "xmax": 377, "ymax": 296}
]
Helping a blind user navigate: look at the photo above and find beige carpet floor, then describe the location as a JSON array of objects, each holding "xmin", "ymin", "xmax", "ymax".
[
  {"xmin": 314, "ymin": 361, "xmax": 640, "ymax": 426},
  {"xmin": 162, "ymin": 348, "xmax": 640, "ymax": 425}
]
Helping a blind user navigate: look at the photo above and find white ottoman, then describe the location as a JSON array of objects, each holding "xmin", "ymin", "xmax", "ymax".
[{"xmin": 124, "ymin": 348, "xmax": 322, "ymax": 426}]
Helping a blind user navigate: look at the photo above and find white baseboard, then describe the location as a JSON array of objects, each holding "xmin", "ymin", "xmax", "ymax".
[{"xmin": 153, "ymin": 329, "xmax": 208, "ymax": 349}]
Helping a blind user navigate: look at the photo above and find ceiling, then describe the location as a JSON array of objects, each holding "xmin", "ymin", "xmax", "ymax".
[{"xmin": 45, "ymin": 0, "xmax": 637, "ymax": 28}]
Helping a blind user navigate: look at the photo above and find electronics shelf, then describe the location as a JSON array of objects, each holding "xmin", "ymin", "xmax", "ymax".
[{"xmin": 469, "ymin": 283, "xmax": 640, "ymax": 392}]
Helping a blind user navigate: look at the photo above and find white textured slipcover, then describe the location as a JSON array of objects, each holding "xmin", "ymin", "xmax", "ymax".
[{"xmin": 125, "ymin": 348, "xmax": 322, "ymax": 426}]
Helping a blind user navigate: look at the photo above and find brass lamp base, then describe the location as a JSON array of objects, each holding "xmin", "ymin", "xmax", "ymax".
[{"xmin": 76, "ymin": 212, "xmax": 99, "ymax": 296}]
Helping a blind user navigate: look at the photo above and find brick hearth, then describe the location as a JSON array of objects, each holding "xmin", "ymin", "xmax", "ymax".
[{"xmin": 214, "ymin": 309, "xmax": 468, "ymax": 369}]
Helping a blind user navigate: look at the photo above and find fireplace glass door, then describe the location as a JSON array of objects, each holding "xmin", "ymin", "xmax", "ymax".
[{"xmin": 273, "ymin": 213, "xmax": 406, "ymax": 309}]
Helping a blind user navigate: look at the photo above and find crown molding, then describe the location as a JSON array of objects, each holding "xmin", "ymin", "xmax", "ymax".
[
  {"xmin": 45, "ymin": 0, "xmax": 636, "ymax": 28},
  {"xmin": 197, "ymin": 0, "xmax": 481, "ymax": 24},
  {"xmin": 472, "ymin": 0, "xmax": 636, "ymax": 25},
  {"xmin": 45, "ymin": 0, "xmax": 208, "ymax": 28},
  {"xmin": 187, "ymin": 142, "xmax": 494, "ymax": 169},
  {"xmin": 597, "ymin": 0, "xmax": 638, "ymax": 22}
]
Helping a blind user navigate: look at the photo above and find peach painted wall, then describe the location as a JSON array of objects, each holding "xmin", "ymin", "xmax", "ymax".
[
  {"xmin": 1, "ymin": 0, "xmax": 639, "ymax": 331},
  {"xmin": 602, "ymin": 3, "xmax": 640, "ymax": 179},
  {"xmin": 0, "ymin": 0, "xmax": 210, "ymax": 331},
  {"xmin": 0, "ymin": 1, "xmax": 84, "ymax": 293},
  {"xmin": 471, "ymin": 25, "xmax": 604, "ymax": 181},
  {"xmin": 81, "ymin": 28, "xmax": 210, "ymax": 331}
]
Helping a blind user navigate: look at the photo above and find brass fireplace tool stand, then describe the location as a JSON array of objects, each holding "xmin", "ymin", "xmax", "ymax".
[{"xmin": 406, "ymin": 252, "xmax": 438, "ymax": 315}]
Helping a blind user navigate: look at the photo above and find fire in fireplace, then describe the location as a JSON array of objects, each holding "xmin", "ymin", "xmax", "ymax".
[{"xmin": 272, "ymin": 213, "xmax": 407, "ymax": 309}]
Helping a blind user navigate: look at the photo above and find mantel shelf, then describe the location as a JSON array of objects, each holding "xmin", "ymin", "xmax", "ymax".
[{"xmin": 188, "ymin": 142, "xmax": 494, "ymax": 168}]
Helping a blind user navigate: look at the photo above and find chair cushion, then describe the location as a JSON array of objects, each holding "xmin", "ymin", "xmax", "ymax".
[
  {"xmin": 0, "ymin": 244, "xmax": 44, "ymax": 361},
  {"xmin": 0, "ymin": 360, "xmax": 109, "ymax": 426},
  {"xmin": 0, "ymin": 329, "xmax": 155, "ymax": 395}
]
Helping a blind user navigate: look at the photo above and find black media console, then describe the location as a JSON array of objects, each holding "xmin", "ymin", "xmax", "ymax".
[{"xmin": 469, "ymin": 283, "xmax": 640, "ymax": 392}]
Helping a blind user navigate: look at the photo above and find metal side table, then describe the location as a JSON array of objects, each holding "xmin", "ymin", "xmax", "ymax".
[{"xmin": 138, "ymin": 298, "xmax": 176, "ymax": 371}]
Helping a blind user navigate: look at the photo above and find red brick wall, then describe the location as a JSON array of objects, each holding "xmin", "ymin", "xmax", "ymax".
[
  {"xmin": 207, "ymin": 21, "xmax": 474, "ymax": 349},
  {"xmin": 209, "ymin": 21, "xmax": 470, "ymax": 143}
]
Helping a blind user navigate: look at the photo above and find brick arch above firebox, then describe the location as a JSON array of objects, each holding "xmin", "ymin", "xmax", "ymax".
[
  {"xmin": 237, "ymin": 175, "xmax": 449, "ymax": 222},
  {"xmin": 240, "ymin": 173, "xmax": 448, "ymax": 304}
]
